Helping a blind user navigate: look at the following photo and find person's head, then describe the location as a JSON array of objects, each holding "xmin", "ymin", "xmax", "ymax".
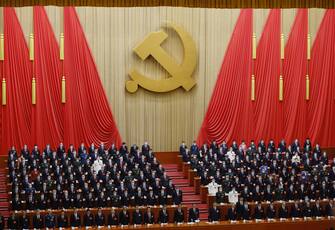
[{"xmin": 213, "ymin": 202, "xmax": 217, "ymax": 209}]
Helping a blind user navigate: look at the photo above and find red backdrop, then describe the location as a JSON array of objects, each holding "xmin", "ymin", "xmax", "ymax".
[{"xmin": 198, "ymin": 9, "xmax": 335, "ymax": 147}]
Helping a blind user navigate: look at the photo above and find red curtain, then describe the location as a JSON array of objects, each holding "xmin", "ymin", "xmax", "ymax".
[
  {"xmin": 1, "ymin": 8, "xmax": 32, "ymax": 154},
  {"xmin": 283, "ymin": 9, "xmax": 308, "ymax": 142},
  {"xmin": 307, "ymin": 10, "xmax": 335, "ymax": 146},
  {"xmin": 63, "ymin": 7, "xmax": 122, "ymax": 148},
  {"xmin": 253, "ymin": 9, "xmax": 282, "ymax": 144},
  {"xmin": 197, "ymin": 9, "xmax": 253, "ymax": 145},
  {"xmin": 32, "ymin": 6, "xmax": 64, "ymax": 149}
]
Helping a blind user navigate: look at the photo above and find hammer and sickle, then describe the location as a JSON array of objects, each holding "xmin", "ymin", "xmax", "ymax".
[{"xmin": 126, "ymin": 22, "xmax": 197, "ymax": 93}]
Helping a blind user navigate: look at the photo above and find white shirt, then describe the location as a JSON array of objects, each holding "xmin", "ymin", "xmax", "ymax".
[
  {"xmin": 207, "ymin": 181, "xmax": 221, "ymax": 196},
  {"xmin": 227, "ymin": 150, "xmax": 236, "ymax": 162},
  {"xmin": 93, "ymin": 158, "xmax": 104, "ymax": 174},
  {"xmin": 227, "ymin": 190, "xmax": 239, "ymax": 204}
]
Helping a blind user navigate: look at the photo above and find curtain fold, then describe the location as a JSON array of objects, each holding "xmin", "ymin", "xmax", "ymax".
[
  {"xmin": 1, "ymin": 7, "xmax": 32, "ymax": 154},
  {"xmin": 32, "ymin": 6, "xmax": 64, "ymax": 149},
  {"xmin": 307, "ymin": 9, "xmax": 335, "ymax": 146},
  {"xmin": 283, "ymin": 9, "xmax": 308, "ymax": 143},
  {"xmin": 63, "ymin": 7, "xmax": 122, "ymax": 148},
  {"xmin": 253, "ymin": 9, "xmax": 282, "ymax": 143},
  {"xmin": 197, "ymin": 9, "xmax": 253, "ymax": 145}
]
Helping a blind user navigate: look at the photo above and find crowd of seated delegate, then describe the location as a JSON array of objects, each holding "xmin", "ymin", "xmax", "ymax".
[
  {"xmin": 179, "ymin": 139, "xmax": 335, "ymax": 221},
  {"xmin": 8, "ymin": 142, "xmax": 183, "ymax": 212},
  {"xmin": 6, "ymin": 203, "xmax": 198, "ymax": 228}
]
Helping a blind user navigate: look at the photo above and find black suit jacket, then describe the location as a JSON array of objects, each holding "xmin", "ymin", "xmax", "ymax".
[
  {"xmin": 174, "ymin": 210, "xmax": 184, "ymax": 223},
  {"xmin": 158, "ymin": 210, "xmax": 169, "ymax": 223},
  {"xmin": 208, "ymin": 208, "xmax": 220, "ymax": 222},
  {"xmin": 33, "ymin": 215, "xmax": 44, "ymax": 229},
  {"xmin": 83, "ymin": 213, "xmax": 94, "ymax": 226},
  {"xmin": 144, "ymin": 212, "xmax": 155, "ymax": 224},
  {"xmin": 227, "ymin": 208, "xmax": 237, "ymax": 220},
  {"xmin": 132, "ymin": 211, "xmax": 143, "ymax": 225},
  {"xmin": 70, "ymin": 214, "xmax": 81, "ymax": 227},
  {"xmin": 95, "ymin": 213, "xmax": 105, "ymax": 226},
  {"xmin": 107, "ymin": 213, "xmax": 118, "ymax": 226},
  {"xmin": 57, "ymin": 215, "xmax": 69, "ymax": 228},
  {"xmin": 188, "ymin": 208, "xmax": 199, "ymax": 222},
  {"xmin": 119, "ymin": 211, "xmax": 130, "ymax": 225}
]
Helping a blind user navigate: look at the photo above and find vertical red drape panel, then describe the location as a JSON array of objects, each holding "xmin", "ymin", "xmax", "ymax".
[
  {"xmin": 32, "ymin": 6, "xmax": 64, "ymax": 149},
  {"xmin": 283, "ymin": 9, "xmax": 308, "ymax": 143},
  {"xmin": 307, "ymin": 10, "xmax": 335, "ymax": 146},
  {"xmin": 63, "ymin": 7, "xmax": 122, "ymax": 148},
  {"xmin": 253, "ymin": 9, "xmax": 283, "ymax": 144},
  {"xmin": 1, "ymin": 8, "xmax": 32, "ymax": 154},
  {"xmin": 197, "ymin": 9, "xmax": 253, "ymax": 145}
]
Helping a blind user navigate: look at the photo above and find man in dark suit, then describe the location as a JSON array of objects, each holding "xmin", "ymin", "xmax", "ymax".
[
  {"xmin": 21, "ymin": 211, "xmax": 30, "ymax": 229},
  {"xmin": 188, "ymin": 204, "xmax": 200, "ymax": 222},
  {"xmin": 303, "ymin": 201, "xmax": 313, "ymax": 218},
  {"xmin": 70, "ymin": 209, "xmax": 81, "ymax": 227},
  {"xmin": 253, "ymin": 202, "xmax": 264, "ymax": 220},
  {"xmin": 7, "ymin": 212, "xmax": 19, "ymax": 229},
  {"xmin": 290, "ymin": 201, "xmax": 302, "ymax": 218},
  {"xmin": 325, "ymin": 200, "xmax": 334, "ymax": 216},
  {"xmin": 142, "ymin": 141, "xmax": 150, "ymax": 155},
  {"xmin": 242, "ymin": 202, "xmax": 250, "ymax": 220},
  {"xmin": 208, "ymin": 203, "xmax": 220, "ymax": 222},
  {"xmin": 95, "ymin": 208, "xmax": 105, "ymax": 226},
  {"xmin": 143, "ymin": 207, "xmax": 155, "ymax": 224},
  {"xmin": 158, "ymin": 205, "xmax": 169, "ymax": 224},
  {"xmin": 33, "ymin": 210, "xmax": 44, "ymax": 229},
  {"xmin": 57, "ymin": 210, "xmax": 69, "ymax": 228},
  {"xmin": 44, "ymin": 210, "xmax": 56, "ymax": 228},
  {"xmin": 227, "ymin": 204, "xmax": 237, "ymax": 221},
  {"xmin": 107, "ymin": 208, "xmax": 119, "ymax": 226},
  {"xmin": 266, "ymin": 202, "xmax": 276, "ymax": 219},
  {"xmin": 132, "ymin": 206, "xmax": 143, "ymax": 225},
  {"xmin": 174, "ymin": 204, "xmax": 184, "ymax": 223},
  {"xmin": 84, "ymin": 209, "xmax": 95, "ymax": 226},
  {"xmin": 278, "ymin": 202, "xmax": 289, "ymax": 219},
  {"xmin": 312, "ymin": 200, "xmax": 323, "ymax": 217},
  {"xmin": 119, "ymin": 206, "xmax": 130, "ymax": 225}
]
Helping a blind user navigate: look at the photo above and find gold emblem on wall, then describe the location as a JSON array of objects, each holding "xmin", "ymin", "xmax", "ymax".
[{"xmin": 126, "ymin": 22, "xmax": 197, "ymax": 93}]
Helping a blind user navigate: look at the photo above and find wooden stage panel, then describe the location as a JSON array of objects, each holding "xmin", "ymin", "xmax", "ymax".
[{"xmin": 54, "ymin": 219, "xmax": 334, "ymax": 229}]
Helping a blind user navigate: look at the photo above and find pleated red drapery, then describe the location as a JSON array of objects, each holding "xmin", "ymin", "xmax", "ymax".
[
  {"xmin": 307, "ymin": 10, "xmax": 335, "ymax": 146},
  {"xmin": 32, "ymin": 6, "xmax": 64, "ymax": 149},
  {"xmin": 253, "ymin": 9, "xmax": 283, "ymax": 144},
  {"xmin": 63, "ymin": 7, "xmax": 122, "ymax": 148},
  {"xmin": 283, "ymin": 9, "xmax": 308, "ymax": 142},
  {"xmin": 198, "ymin": 9, "xmax": 335, "ymax": 147},
  {"xmin": 1, "ymin": 8, "xmax": 32, "ymax": 154},
  {"xmin": 197, "ymin": 9, "xmax": 253, "ymax": 145}
]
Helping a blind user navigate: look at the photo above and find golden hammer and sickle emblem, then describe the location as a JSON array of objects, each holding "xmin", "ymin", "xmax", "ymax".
[{"xmin": 126, "ymin": 22, "xmax": 197, "ymax": 93}]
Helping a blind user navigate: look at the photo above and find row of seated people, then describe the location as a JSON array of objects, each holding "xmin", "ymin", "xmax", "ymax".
[
  {"xmin": 181, "ymin": 139, "xmax": 323, "ymax": 156},
  {"xmin": 7, "ymin": 142, "xmax": 182, "ymax": 211},
  {"xmin": 179, "ymin": 139, "xmax": 335, "ymax": 203},
  {"xmin": 208, "ymin": 199, "xmax": 334, "ymax": 221},
  {"xmin": 5, "ymin": 199, "xmax": 334, "ymax": 229},
  {"xmin": 6, "ymin": 204, "xmax": 199, "ymax": 229}
]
